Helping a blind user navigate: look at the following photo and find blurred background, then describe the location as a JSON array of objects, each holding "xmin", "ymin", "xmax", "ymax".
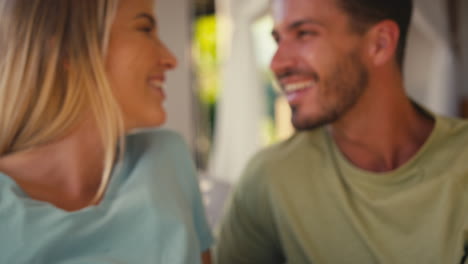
[{"xmin": 157, "ymin": 0, "xmax": 468, "ymax": 227}]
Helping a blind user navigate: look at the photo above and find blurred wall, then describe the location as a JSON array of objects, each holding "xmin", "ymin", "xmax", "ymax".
[
  {"xmin": 461, "ymin": 0, "xmax": 468, "ymax": 97},
  {"xmin": 157, "ymin": 0, "xmax": 195, "ymax": 149}
]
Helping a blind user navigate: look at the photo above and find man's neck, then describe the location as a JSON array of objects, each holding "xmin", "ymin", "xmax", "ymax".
[{"xmin": 328, "ymin": 78, "xmax": 435, "ymax": 173}]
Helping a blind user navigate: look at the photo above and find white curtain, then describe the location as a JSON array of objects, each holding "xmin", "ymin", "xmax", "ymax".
[
  {"xmin": 209, "ymin": 0, "xmax": 271, "ymax": 184},
  {"xmin": 405, "ymin": 0, "xmax": 459, "ymax": 116}
]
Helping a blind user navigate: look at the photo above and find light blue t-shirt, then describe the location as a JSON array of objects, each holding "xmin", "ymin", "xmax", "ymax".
[{"xmin": 0, "ymin": 129, "xmax": 213, "ymax": 264}]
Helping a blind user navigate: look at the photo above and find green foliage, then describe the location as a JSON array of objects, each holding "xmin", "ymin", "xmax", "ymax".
[{"xmin": 193, "ymin": 15, "xmax": 219, "ymax": 105}]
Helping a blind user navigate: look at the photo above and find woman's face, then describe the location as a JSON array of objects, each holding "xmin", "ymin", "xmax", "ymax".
[{"xmin": 106, "ymin": 0, "xmax": 177, "ymax": 131}]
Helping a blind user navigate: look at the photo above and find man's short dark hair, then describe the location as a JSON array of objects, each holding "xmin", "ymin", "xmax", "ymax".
[{"xmin": 335, "ymin": 0, "xmax": 413, "ymax": 68}]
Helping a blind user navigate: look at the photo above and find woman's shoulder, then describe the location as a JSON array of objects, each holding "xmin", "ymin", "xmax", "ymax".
[
  {"xmin": 125, "ymin": 128, "xmax": 190, "ymax": 156},
  {"xmin": 123, "ymin": 129, "xmax": 195, "ymax": 175},
  {"xmin": 122, "ymin": 129, "xmax": 198, "ymax": 196},
  {"xmin": 127, "ymin": 128, "xmax": 185, "ymax": 144}
]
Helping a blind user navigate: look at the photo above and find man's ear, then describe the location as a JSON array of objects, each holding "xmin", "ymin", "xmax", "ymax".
[{"xmin": 365, "ymin": 20, "xmax": 400, "ymax": 67}]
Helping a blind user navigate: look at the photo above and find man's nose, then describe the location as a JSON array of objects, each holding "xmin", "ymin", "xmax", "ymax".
[{"xmin": 270, "ymin": 41, "xmax": 296, "ymax": 75}]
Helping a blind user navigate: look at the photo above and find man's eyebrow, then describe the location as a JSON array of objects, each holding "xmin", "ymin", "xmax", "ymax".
[
  {"xmin": 271, "ymin": 18, "xmax": 324, "ymax": 37},
  {"xmin": 287, "ymin": 19, "xmax": 324, "ymax": 30},
  {"xmin": 134, "ymin": 13, "xmax": 156, "ymax": 26}
]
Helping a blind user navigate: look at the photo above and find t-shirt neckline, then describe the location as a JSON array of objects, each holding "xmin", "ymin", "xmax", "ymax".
[
  {"xmin": 0, "ymin": 156, "xmax": 128, "ymax": 214},
  {"xmin": 323, "ymin": 109, "xmax": 441, "ymax": 186}
]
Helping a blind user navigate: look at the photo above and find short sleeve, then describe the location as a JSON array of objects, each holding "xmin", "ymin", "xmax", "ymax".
[
  {"xmin": 166, "ymin": 131, "xmax": 214, "ymax": 252},
  {"xmin": 190, "ymin": 176, "xmax": 214, "ymax": 252}
]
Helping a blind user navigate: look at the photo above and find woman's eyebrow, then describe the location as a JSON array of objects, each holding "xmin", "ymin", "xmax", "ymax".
[{"xmin": 134, "ymin": 13, "xmax": 156, "ymax": 26}]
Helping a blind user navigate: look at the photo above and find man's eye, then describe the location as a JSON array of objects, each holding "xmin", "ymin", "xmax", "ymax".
[
  {"xmin": 273, "ymin": 36, "xmax": 280, "ymax": 44},
  {"xmin": 298, "ymin": 30, "xmax": 318, "ymax": 37}
]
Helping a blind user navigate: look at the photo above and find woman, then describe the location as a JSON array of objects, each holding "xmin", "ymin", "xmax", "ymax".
[{"xmin": 0, "ymin": 0, "xmax": 213, "ymax": 263}]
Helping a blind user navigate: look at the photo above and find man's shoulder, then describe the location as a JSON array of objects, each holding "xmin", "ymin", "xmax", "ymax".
[
  {"xmin": 239, "ymin": 128, "xmax": 328, "ymax": 185},
  {"xmin": 438, "ymin": 114, "xmax": 468, "ymax": 128},
  {"xmin": 254, "ymin": 128, "xmax": 325, "ymax": 163},
  {"xmin": 416, "ymin": 114, "xmax": 468, "ymax": 168},
  {"xmin": 434, "ymin": 115, "xmax": 468, "ymax": 143}
]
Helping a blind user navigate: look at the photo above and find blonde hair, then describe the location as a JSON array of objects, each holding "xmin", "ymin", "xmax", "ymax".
[{"xmin": 0, "ymin": 0, "xmax": 124, "ymax": 201}]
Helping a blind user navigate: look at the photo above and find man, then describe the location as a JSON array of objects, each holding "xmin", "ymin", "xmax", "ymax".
[{"xmin": 215, "ymin": 0, "xmax": 468, "ymax": 263}]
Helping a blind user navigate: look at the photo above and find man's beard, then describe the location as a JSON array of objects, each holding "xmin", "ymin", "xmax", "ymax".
[{"xmin": 291, "ymin": 50, "xmax": 369, "ymax": 130}]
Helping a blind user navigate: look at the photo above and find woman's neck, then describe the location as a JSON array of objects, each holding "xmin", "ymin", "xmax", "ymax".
[{"xmin": 0, "ymin": 121, "xmax": 106, "ymax": 211}]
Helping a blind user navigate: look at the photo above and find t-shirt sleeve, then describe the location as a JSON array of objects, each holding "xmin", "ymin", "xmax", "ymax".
[
  {"xmin": 170, "ymin": 132, "xmax": 214, "ymax": 252},
  {"xmin": 214, "ymin": 157, "xmax": 284, "ymax": 264},
  {"xmin": 190, "ymin": 176, "xmax": 214, "ymax": 252}
]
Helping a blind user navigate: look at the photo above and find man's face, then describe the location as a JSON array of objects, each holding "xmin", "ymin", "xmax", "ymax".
[{"xmin": 271, "ymin": 0, "xmax": 369, "ymax": 130}]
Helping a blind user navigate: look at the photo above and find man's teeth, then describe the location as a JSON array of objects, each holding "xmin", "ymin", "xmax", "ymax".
[
  {"xmin": 149, "ymin": 80, "xmax": 164, "ymax": 88},
  {"xmin": 283, "ymin": 81, "xmax": 314, "ymax": 93}
]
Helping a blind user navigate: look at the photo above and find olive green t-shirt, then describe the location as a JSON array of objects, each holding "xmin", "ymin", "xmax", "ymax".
[{"xmin": 216, "ymin": 114, "xmax": 468, "ymax": 264}]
